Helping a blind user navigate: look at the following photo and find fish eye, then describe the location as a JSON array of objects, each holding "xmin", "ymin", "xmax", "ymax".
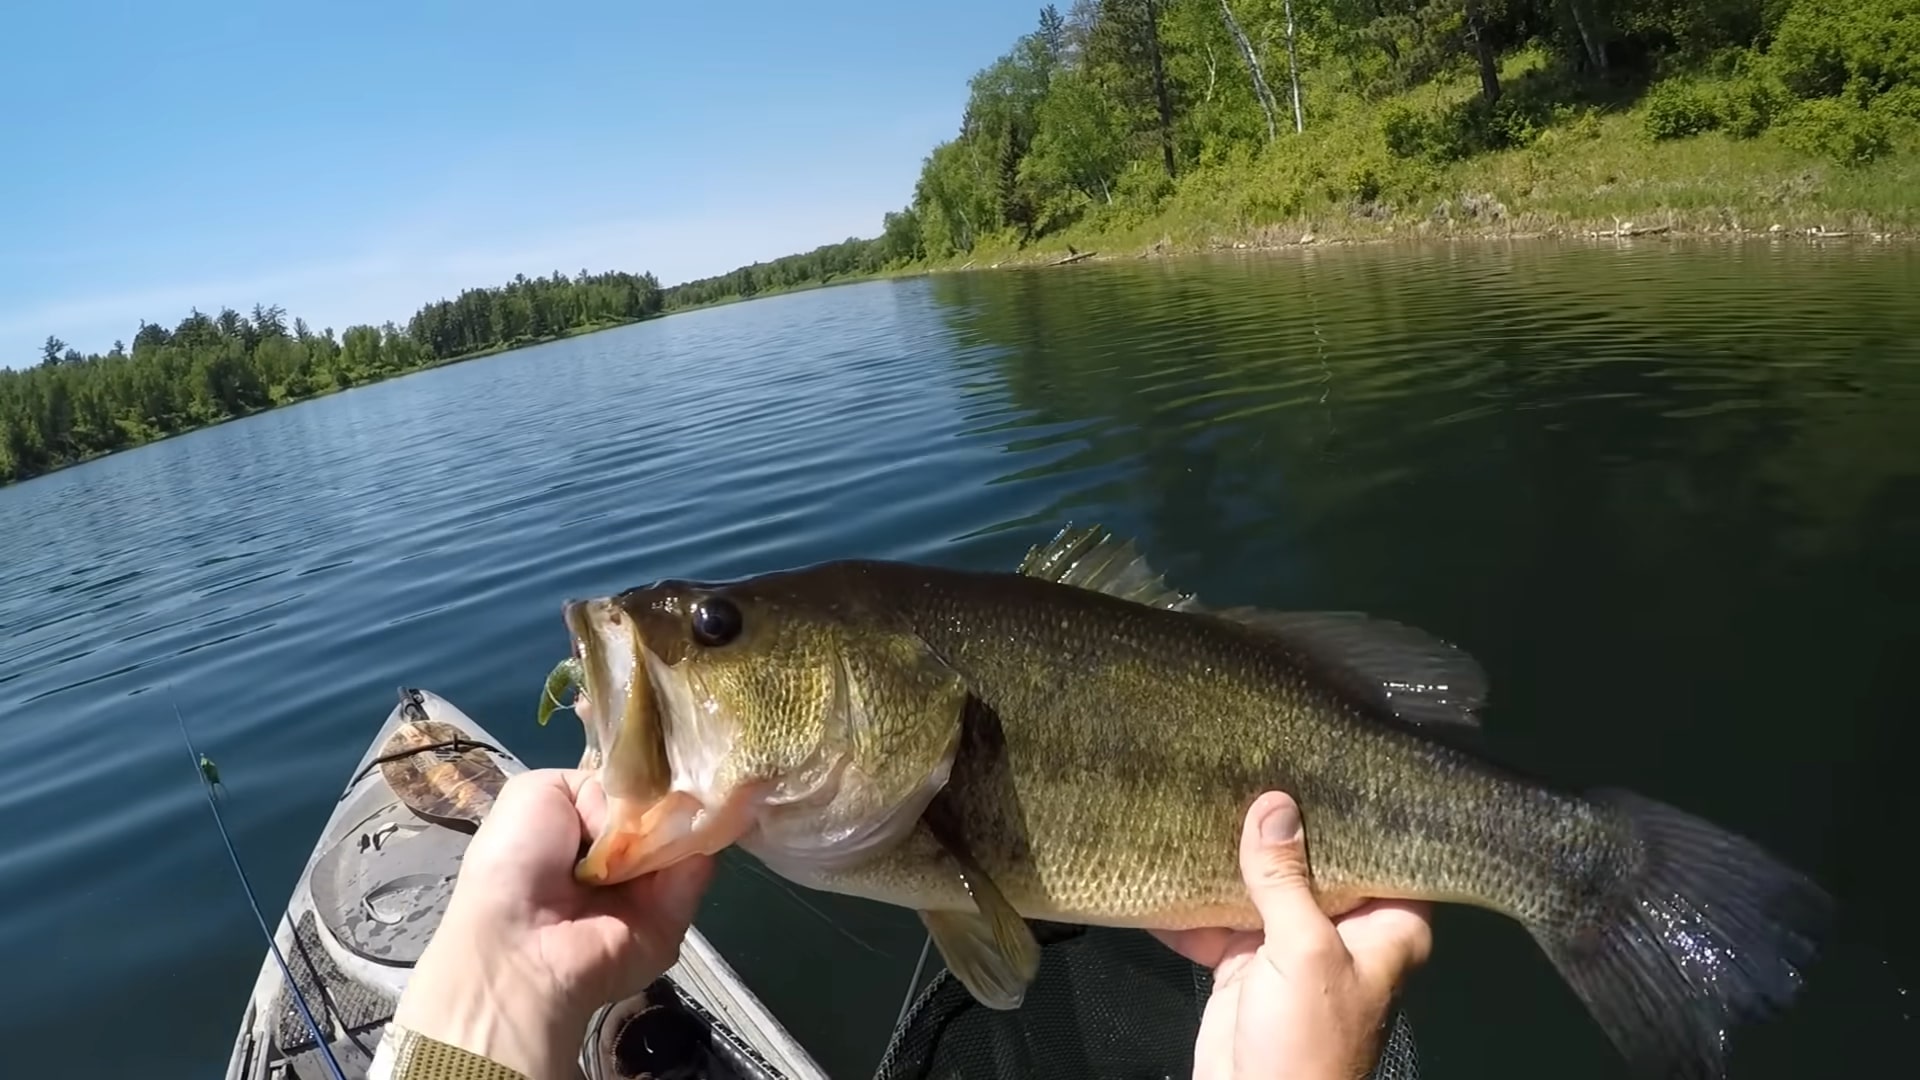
[{"xmin": 690, "ymin": 597, "xmax": 743, "ymax": 648}]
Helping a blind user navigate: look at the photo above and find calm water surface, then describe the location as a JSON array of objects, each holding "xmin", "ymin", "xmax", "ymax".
[{"xmin": 2, "ymin": 242, "xmax": 1916, "ymax": 1079}]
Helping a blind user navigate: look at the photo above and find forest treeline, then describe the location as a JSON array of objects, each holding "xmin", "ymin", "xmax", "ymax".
[
  {"xmin": 8, "ymin": 0, "xmax": 1914, "ymax": 484},
  {"xmin": 1, "ymin": 269, "xmax": 663, "ymax": 484},
  {"xmin": 660, "ymin": 0, "xmax": 1919, "ymax": 299}
]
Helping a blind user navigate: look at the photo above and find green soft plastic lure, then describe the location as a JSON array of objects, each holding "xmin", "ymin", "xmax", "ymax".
[
  {"xmin": 538, "ymin": 656, "xmax": 583, "ymax": 727},
  {"xmin": 198, "ymin": 753, "xmax": 224, "ymax": 799}
]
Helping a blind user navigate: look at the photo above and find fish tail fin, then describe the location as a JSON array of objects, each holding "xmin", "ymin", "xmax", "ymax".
[{"xmin": 1531, "ymin": 788, "xmax": 1832, "ymax": 1080}]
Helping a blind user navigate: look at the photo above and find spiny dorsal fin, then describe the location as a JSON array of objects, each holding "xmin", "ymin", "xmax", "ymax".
[
  {"xmin": 1017, "ymin": 524, "xmax": 1203, "ymax": 612},
  {"xmin": 1210, "ymin": 608, "xmax": 1489, "ymax": 729}
]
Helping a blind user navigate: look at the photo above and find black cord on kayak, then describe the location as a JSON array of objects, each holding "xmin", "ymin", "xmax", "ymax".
[{"xmin": 170, "ymin": 688, "xmax": 347, "ymax": 1080}]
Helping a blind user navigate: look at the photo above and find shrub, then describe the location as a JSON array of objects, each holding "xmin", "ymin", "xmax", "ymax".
[
  {"xmin": 1344, "ymin": 159, "xmax": 1385, "ymax": 203},
  {"xmin": 1113, "ymin": 159, "xmax": 1175, "ymax": 207},
  {"xmin": 1775, "ymin": 98, "xmax": 1894, "ymax": 166},
  {"xmin": 1420, "ymin": 97, "xmax": 1548, "ymax": 160},
  {"xmin": 1381, "ymin": 103, "xmax": 1429, "ymax": 160},
  {"xmin": 1644, "ymin": 81, "xmax": 1722, "ymax": 139},
  {"xmin": 1871, "ymin": 84, "xmax": 1920, "ymax": 122},
  {"xmin": 1771, "ymin": 0, "xmax": 1920, "ymax": 103},
  {"xmin": 1484, "ymin": 97, "xmax": 1548, "ymax": 149},
  {"xmin": 1720, "ymin": 72, "xmax": 1790, "ymax": 137}
]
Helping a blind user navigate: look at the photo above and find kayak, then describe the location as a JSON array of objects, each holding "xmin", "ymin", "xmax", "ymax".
[{"xmin": 221, "ymin": 687, "xmax": 826, "ymax": 1080}]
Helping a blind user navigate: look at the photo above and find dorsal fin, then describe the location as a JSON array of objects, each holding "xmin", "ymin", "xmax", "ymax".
[
  {"xmin": 1210, "ymin": 607, "xmax": 1488, "ymax": 728},
  {"xmin": 1018, "ymin": 524, "xmax": 1486, "ymax": 729},
  {"xmin": 1016, "ymin": 524, "xmax": 1203, "ymax": 612}
]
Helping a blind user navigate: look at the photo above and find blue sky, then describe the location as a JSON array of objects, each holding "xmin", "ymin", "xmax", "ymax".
[{"xmin": 0, "ymin": 1, "xmax": 1044, "ymax": 364}]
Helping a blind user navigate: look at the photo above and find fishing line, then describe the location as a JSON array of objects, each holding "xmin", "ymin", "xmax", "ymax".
[
  {"xmin": 171, "ymin": 688, "xmax": 347, "ymax": 1080},
  {"xmin": 1305, "ymin": 261, "xmax": 1339, "ymax": 458},
  {"xmin": 725, "ymin": 849, "xmax": 886, "ymax": 956},
  {"xmin": 891, "ymin": 933, "xmax": 933, "ymax": 1034}
]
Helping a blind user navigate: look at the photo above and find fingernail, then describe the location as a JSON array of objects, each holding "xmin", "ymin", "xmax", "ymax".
[{"xmin": 1261, "ymin": 796, "xmax": 1301, "ymax": 843}]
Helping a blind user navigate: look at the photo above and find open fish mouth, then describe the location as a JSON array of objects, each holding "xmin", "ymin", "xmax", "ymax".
[
  {"xmin": 554, "ymin": 595, "xmax": 767, "ymax": 886},
  {"xmin": 561, "ymin": 599, "xmax": 642, "ymax": 773},
  {"xmin": 560, "ymin": 598, "xmax": 697, "ymax": 885}
]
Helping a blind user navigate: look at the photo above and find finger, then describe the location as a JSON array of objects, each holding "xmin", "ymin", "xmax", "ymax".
[
  {"xmin": 475, "ymin": 770, "xmax": 567, "ymax": 841},
  {"xmin": 1149, "ymin": 926, "xmax": 1233, "ymax": 968},
  {"xmin": 550, "ymin": 767, "xmax": 594, "ymax": 799},
  {"xmin": 1338, "ymin": 899, "xmax": 1434, "ymax": 993},
  {"xmin": 1238, "ymin": 792, "xmax": 1339, "ymax": 958},
  {"xmin": 573, "ymin": 773, "xmax": 610, "ymax": 837},
  {"xmin": 494, "ymin": 767, "xmax": 591, "ymax": 809},
  {"xmin": 644, "ymin": 853, "xmax": 716, "ymax": 930}
]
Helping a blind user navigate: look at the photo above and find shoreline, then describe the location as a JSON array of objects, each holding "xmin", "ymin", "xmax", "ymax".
[
  {"xmin": 916, "ymin": 212, "xmax": 1915, "ymax": 276},
  {"xmin": 17, "ymin": 4, "xmax": 1919, "ymax": 491},
  {"xmin": 6, "ymin": 218, "xmax": 1905, "ymax": 491},
  {"xmin": 874, "ymin": 29, "xmax": 1920, "ymax": 280},
  {"xmin": 0, "ymin": 317, "xmax": 654, "ymax": 491}
]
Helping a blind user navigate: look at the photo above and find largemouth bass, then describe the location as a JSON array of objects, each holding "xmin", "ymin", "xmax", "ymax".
[{"xmin": 547, "ymin": 525, "xmax": 1829, "ymax": 1079}]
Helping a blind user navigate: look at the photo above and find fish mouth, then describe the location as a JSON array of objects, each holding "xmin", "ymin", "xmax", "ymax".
[
  {"xmin": 563, "ymin": 599, "xmax": 631, "ymax": 767},
  {"xmin": 560, "ymin": 596, "xmax": 763, "ymax": 886},
  {"xmin": 562, "ymin": 597, "xmax": 698, "ymax": 885},
  {"xmin": 561, "ymin": 598, "xmax": 664, "ymax": 795}
]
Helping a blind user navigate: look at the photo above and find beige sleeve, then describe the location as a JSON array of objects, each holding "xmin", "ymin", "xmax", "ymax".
[{"xmin": 369, "ymin": 1024, "xmax": 531, "ymax": 1080}]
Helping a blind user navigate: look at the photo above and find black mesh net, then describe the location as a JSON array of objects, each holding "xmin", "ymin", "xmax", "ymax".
[{"xmin": 872, "ymin": 922, "xmax": 1420, "ymax": 1080}]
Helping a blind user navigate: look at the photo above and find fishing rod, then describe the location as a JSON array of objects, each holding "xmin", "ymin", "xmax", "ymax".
[{"xmin": 171, "ymin": 690, "xmax": 347, "ymax": 1080}]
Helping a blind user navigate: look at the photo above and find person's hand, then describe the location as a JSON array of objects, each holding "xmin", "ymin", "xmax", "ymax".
[
  {"xmin": 1152, "ymin": 792, "xmax": 1432, "ymax": 1080},
  {"xmin": 394, "ymin": 768, "xmax": 714, "ymax": 1079}
]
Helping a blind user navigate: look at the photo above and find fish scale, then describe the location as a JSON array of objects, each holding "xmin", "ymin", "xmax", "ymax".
[{"xmin": 809, "ymin": 559, "xmax": 1605, "ymax": 929}]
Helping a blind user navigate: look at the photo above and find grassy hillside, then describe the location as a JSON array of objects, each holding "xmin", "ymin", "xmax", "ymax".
[
  {"xmin": 943, "ymin": 45, "xmax": 1919, "ymax": 268},
  {"xmin": 657, "ymin": 0, "xmax": 1920, "ymax": 295}
]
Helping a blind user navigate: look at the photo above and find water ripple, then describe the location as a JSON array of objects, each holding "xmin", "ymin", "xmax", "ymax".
[{"xmin": 0, "ymin": 244, "xmax": 1917, "ymax": 1080}]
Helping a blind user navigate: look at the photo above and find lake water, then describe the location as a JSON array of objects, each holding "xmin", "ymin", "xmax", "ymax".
[{"xmin": 1, "ymin": 242, "xmax": 1916, "ymax": 1080}]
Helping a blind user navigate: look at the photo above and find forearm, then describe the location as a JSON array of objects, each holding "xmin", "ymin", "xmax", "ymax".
[
  {"xmin": 382, "ymin": 911, "xmax": 591, "ymax": 1080},
  {"xmin": 368, "ymin": 770, "xmax": 710, "ymax": 1080}
]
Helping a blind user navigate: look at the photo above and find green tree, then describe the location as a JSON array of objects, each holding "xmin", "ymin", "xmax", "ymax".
[
  {"xmin": 1081, "ymin": 0, "xmax": 1184, "ymax": 179},
  {"xmin": 1023, "ymin": 66, "xmax": 1132, "ymax": 216},
  {"xmin": 252, "ymin": 303, "xmax": 288, "ymax": 339},
  {"xmin": 5, "ymin": 263, "xmax": 673, "ymax": 485}
]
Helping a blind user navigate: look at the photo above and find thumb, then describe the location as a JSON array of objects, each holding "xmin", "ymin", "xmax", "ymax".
[
  {"xmin": 1239, "ymin": 791, "xmax": 1328, "ymax": 936},
  {"xmin": 649, "ymin": 853, "xmax": 715, "ymax": 929}
]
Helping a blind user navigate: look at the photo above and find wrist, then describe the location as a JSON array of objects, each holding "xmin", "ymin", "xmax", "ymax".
[{"xmin": 394, "ymin": 911, "xmax": 589, "ymax": 1080}]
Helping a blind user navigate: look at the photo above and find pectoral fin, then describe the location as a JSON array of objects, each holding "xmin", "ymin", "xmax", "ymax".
[{"xmin": 916, "ymin": 792, "xmax": 1041, "ymax": 1010}]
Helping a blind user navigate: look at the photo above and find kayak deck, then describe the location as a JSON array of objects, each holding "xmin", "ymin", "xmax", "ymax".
[{"xmin": 223, "ymin": 687, "xmax": 824, "ymax": 1080}]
